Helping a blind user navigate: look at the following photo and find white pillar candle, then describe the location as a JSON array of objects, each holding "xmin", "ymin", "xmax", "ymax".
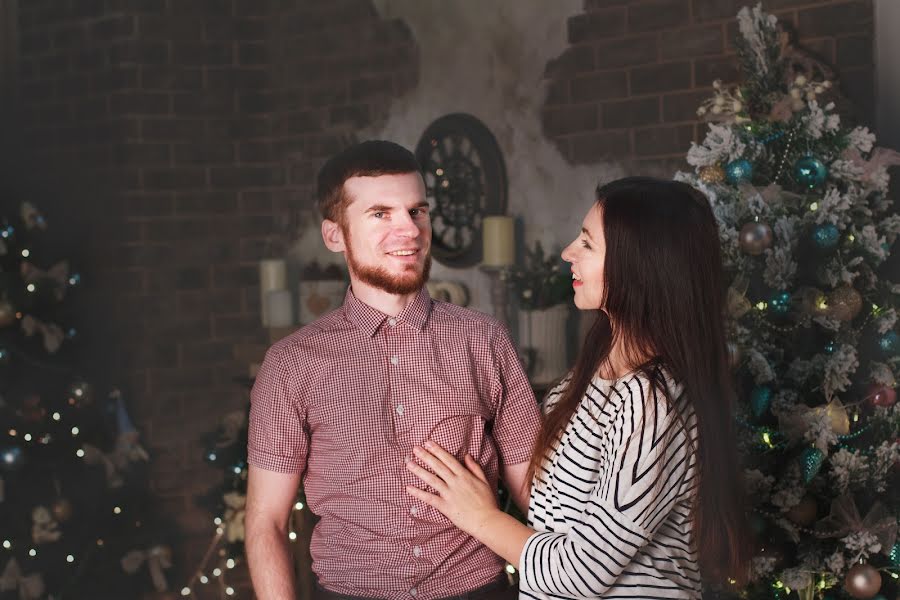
[
  {"xmin": 266, "ymin": 289, "xmax": 293, "ymax": 328},
  {"xmin": 481, "ymin": 215, "xmax": 515, "ymax": 267},
  {"xmin": 259, "ymin": 259, "xmax": 287, "ymax": 326}
]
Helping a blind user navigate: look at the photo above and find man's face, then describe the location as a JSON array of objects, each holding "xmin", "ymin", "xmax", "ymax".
[{"xmin": 330, "ymin": 172, "xmax": 432, "ymax": 295}]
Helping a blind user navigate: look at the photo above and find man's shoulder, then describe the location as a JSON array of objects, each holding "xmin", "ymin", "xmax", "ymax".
[
  {"xmin": 430, "ymin": 300, "xmax": 506, "ymax": 335},
  {"xmin": 268, "ymin": 307, "xmax": 350, "ymax": 357}
]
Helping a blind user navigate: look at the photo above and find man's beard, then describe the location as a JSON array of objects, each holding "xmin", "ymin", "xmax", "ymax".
[{"xmin": 344, "ymin": 233, "xmax": 432, "ymax": 296}]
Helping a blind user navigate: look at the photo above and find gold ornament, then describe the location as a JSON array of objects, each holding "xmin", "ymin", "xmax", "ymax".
[
  {"xmin": 821, "ymin": 399, "xmax": 850, "ymax": 435},
  {"xmin": 699, "ymin": 164, "xmax": 726, "ymax": 184},
  {"xmin": 51, "ymin": 498, "xmax": 74, "ymax": 522},
  {"xmin": 844, "ymin": 563, "xmax": 881, "ymax": 599},
  {"xmin": 726, "ymin": 287, "xmax": 751, "ymax": 319},
  {"xmin": 786, "ymin": 495, "xmax": 817, "ymax": 527},
  {"xmin": 739, "ymin": 222, "xmax": 774, "ymax": 255},
  {"xmin": 827, "ymin": 286, "xmax": 863, "ymax": 322},
  {"xmin": 797, "ymin": 286, "xmax": 829, "ymax": 317},
  {"xmin": 0, "ymin": 299, "xmax": 15, "ymax": 328}
]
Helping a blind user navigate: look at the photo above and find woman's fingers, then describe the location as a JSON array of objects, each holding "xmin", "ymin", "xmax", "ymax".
[
  {"xmin": 405, "ymin": 459, "xmax": 446, "ymax": 492},
  {"xmin": 464, "ymin": 454, "xmax": 488, "ymax": 484},
  {"xmin": 406, "ymin": 486, "xmax": 444, "ymax": 511},
  {"xmin": 412, "ymin": 445, "xmax": 456, "ymax": 482},
  {"xmin": 422, "ymin": 441, "xmax": 466, "ymax": 475}
]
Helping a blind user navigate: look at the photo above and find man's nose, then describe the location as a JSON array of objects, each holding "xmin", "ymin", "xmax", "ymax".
[{"xmin": 394, "ymin": 213, "xmax": 420, "ymax": 238}]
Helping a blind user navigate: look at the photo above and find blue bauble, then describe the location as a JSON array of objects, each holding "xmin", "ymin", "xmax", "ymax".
[
  {"xmin": 0, "ymin": 445, "xmax": 24, "ymax": 472},
  {"xmin": 749, "ymin": 386, "xmax": 772, "ymax": 419},
  {"xmin": 794, "ymin": 154, "xmax": 828, "ymax": 189},
  {"xmin": 769, "ymin": 290, "xmax": 792, "ymax": 315},
  {"xmin": 812, "ymin": 223, "xmax": 840, "ymax": 249},
  {"xmin": 725, "ymin": 159, "xmax": 753, "ymax": 185},
  {"xmin": 890, "ymin": 541, "xmax": 900, "ymax": 568},
  {"xmin": 799, "ymin": 446, "xmax": 825, "ymax": 483},
  {"xmin": 879, "ymin": 330, "xmax": 899, "ymax": 355},
  {"xmin": 824, "ymin": 340, "xmax": 836, "ymax": 354}
]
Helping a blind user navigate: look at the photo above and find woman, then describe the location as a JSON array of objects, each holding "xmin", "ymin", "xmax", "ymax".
[{"xmin": 406, "ymin": 177, "xmax": 749, "ymax": 598}]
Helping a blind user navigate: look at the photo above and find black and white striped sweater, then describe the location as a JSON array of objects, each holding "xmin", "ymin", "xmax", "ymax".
[{"xmin": 519, "ymin": 370, "xmax": 702, "ymax": 599}]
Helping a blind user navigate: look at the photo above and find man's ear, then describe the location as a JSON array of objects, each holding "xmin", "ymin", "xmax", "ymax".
[{"xmin": 321, "ymin": 219, "xmax": 346, "ymax": 253}]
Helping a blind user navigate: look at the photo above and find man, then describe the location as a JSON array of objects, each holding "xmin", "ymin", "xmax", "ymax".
[{"xmin": 245, "ymin": 140, "xmax": 541, "ymax": 600}]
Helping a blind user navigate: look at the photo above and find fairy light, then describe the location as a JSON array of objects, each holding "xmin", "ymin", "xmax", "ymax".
[
  {"xmin": 755, "ymin": 301, "xmax": 767, "ymax": 311},
  {"xmin": 26, "ymin": 284, "xmax": 35, "ymax": 292},
  {"xmin": 199, "ymin": 575, "xmax": 209, "ymax": 584},
  {"xmin": 212, "ymin": 568, "xmax": 222, "ymax": 577},
  {"xmin": 762, "ymin": 431, "xmax": 774, "ymax": 448},
  {"xmin": 809, "ymin": 202, "xmax": 818, "ymax": 211},
  {"xmin": 2, "ymin": 540, "xmax": 10, "ymax": 549},
  {"xmin": 76, "ymin": 448, "xmax": 85, "ymax": 458},
  {"xmin": 28, "ymin": 549, "xmax": 37, "ymax": 557},
  {"xmin": 213, "ymin": 517, "xmax": 222, "ymax": 526},
  {"xmin": 52, "ymin": 412, "xmax": 61, "ymax": 421},
  {"xmin": 294, "ymin": 501, "xmax": 304, "ymax": 510},
  {"xmin": 23, "ymin": 433, "xmax": 32, "ymax": 442},
  {"xmin": 226, "ymin": 558, "xmax": 236, "ymax": 569},
  {"xmin": 216, "ymin": 527, "xmax": 224, "ymax": 535},
  {"xmin": 7, "ymin": 429, "xmax": 14, "ymax": 436},
  {"xmin": 505, "ymin": 564, "xmax": 516, "ymax": 574},
  {"xmin": 288, "ymin": 531, "xmax": 298, "ymax": 541},
  {"xmin": 113, "ymin": 506, "xmax": 122, "ymax": 515},
  {"xmin": 226, "ymin": 587, "xmax": 235, "ymax": 596},
  {"xmin": 21, "ymin": 249, "xmax": 29, "ymax": 258},
  {"xmin": 66, "ymin": 554, "xmax": 74, "ymax": 563},
  {"xmin": 71, "ymin": 426, "xmax": 79, "ymax": 436},
  {"xmin": 181, "ymin": 587, "xmax": 191, "ymax": 596}
]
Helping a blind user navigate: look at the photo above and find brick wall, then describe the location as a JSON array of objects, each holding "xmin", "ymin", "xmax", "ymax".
[
  {"xmin": 13, "ymin": 0, "xmax": 418, "ymax": 593},
  {"xmin": 543, "ymin": 0, "xmax": 875, "ymax": 173}
]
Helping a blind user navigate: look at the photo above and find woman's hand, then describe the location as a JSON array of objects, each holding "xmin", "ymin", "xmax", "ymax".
[{"xmin": 405, "ymin": 441, "xmax": 502, "ymax": 538}]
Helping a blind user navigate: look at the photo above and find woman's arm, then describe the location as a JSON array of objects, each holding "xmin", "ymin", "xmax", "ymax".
[{"xmin": 405, "ymin": 442, "xmax": 534, "ymax": 567}]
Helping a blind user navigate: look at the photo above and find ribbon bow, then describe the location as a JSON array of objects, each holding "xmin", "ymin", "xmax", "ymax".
[
  {"xmin": 0, "ymin": 558, "xmax": 45, "ymax": 600},
  {"xmin": 20, "ymin": 260, "xmax": 70, "ymax": 301},
  {"xmin": 816, "ymin": 494, "xmax": 897, "ymax": 557},
  {"xmin": 121, "ymin": 545, "xmax": 172, "ymax": 592},
  {"xmin": 112, "ymin": 431, "xmax": 149, "ymax": 470},
  {"xmin": 21, "ymin": 315, "xmax": 65, "ymax": 354}
]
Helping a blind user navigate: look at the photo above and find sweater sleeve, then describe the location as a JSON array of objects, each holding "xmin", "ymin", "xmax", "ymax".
[{"xmin": 518, "ymin": 377, "xmax": 695, "ymax": 598}]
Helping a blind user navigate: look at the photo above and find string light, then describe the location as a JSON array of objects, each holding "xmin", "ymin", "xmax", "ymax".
[
  {"xmin": 225, "ymin": 587, "xmax": 235, "ymax": 596},
  {"xmin": 21, "ymin": 249, "xmax": 29, "ymax": 257},
  {"xmin": 71, "ymin": 426, "xmax": 79, "ymax": 435},
  {"xmin": 52, "ymin": 412, "xmax": 61, "ymax": 421},
  {"xmin": 28, "ymin": 549, "xmax": 37, "ymax": 557},
  {"xmin": 199, "ymin": 575, "xmax": 209, "ymax": 584},
  {"xmin": 226, "ymin": 558, "xmax": 235, "ymax": 569},
  {"xmin": 288, "ymin": 531, "xmax": 298, "ymax": 541},
  {"xmin": 2, "ymin": 540, "xmax": 11, "ymax": 549},
  {"xmin": 7, "ymin": 429, "xmax": 14, "ymax": 436},
  {"xmin": 212, "ymin": 568, "xmax": 222, "ymax": 577},
  {"xmin": 75, "ymin": 448, "xmax": 85, "ymax": 458},
  {"xmin": 505, "ymin": 564, "xmax": 516, "ymax": 574},
  {"xmin": 294, "ymin": 501, "xmax": 304, "ymax": 510},
  {"xmin": 181, "ymin": 587, "xmax": 191, "ymax": 596},
  {"xmin": 213, "ymin": 517, "xmax": 222, "ymax": 525},
  {"xmin": 113, "ymin": 506, "xmax": 122, "ymax": 514},
  {"xmin": 26, "ymin": 284, "xmax": 35, "ymax": 292},
  {"xmin": 66, "ymin": 555, "xmax": 74, "ymax": 563},
  {"xmin": 23, "ymin": 433, "xmax": 32, "ymax": 442}
]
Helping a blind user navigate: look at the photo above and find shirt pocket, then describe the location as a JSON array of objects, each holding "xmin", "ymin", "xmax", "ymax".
[{"xmin": 422, "ymin": 393, "xmax": 498, "ymax": 468}]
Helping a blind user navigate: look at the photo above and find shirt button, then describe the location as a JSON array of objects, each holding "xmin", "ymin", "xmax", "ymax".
[
  {"xmin": 390, "ymin": 356, "xmax": 399, "ymax": 365},
  {"xmin": 409, "ymin": 506, "xmax": 417, "ymax": 515},
  {"xmin": 410, "ymin": 588, "xmax": 417, "ymax": 597},
  {"xmin": 413, "ymin": 546, "xmax": 422, "ymax": 557},
  {"xmin": 396, "ymin": 404, "xmax": 404, "ymax": 416},
  {"xmin": 388, "ymin": 318, "xmax": 397, "ymax": 327}
]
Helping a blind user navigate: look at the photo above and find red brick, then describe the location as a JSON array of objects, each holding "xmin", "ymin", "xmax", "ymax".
[
  {"xmin": 662, "ymin": 90, "xmax": 710, "ymax": 123},
  {"xmin": 798, "ymin": 1, "xmax": 873, "ymax": 37},
  {"xmin": 545, "ymin": 45, "xmax": 596, "ymax": 78},
  {"xmin": 691, "ymin": 0, "xmax": 747, "ymax": 22},
  {"xmin": 630, "ymin": 62, "xmax": 691, "ymax": 95},
  {"xmin": 594, "ymin": 34, "xmax": 659, "ymax": 68},
  {"xmin": 836, "ymin": 34, "xmax": 873, "ymax": 68},
  {"xmin": 627, "ymin": 0, "xmax": 690, "ymax": 33},
  {"xmin": 569, "ymin": 130, "xmax": 631, "ymax": 163},
  {"xmin": 542, "ymin": 105, "xmax": 599, "ymax": 136},
  {"xmin": 571, "ymin": 71, "xmax": 628, "ymax": 102},
  {"xmin": 659, "ymin": 25, "xmax": 724, "ymax": 59},
  {"xmin": 602, "ymin": 97, "xmax": 660, "ymax": 127},
  {"xmin": 633, "ymin": 124, "xmax": 694, "ymax": 156},
  {"xmin": 694, "ymin": 56, "xmax": 740, "ymax": 86},
  {"xmin": 567, "ymin": 8, "xmax": 627, "ymax": 43}
]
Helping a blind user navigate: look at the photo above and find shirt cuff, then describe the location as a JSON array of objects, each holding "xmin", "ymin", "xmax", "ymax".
[
  {"xmin": 247, "ymin": 446, "xmax": 305, "ymax": 474},
  {"xmin": 500, "ymin": 444, "xmax": 536, "ymax": 466}
]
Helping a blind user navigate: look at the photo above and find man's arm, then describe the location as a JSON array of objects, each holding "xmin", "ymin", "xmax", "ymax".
[
  {"xmin": 501, "ymin": 460, "xmax": 531, "ymax": 514},
  {"xmin": 245, "ymin": 466, "xmax": 302, "ymax": 600}
]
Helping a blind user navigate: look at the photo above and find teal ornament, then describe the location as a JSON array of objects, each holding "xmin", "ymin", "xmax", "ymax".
[
  {"xmin": 725, "ymin": 159, "xmax": 753, "ymax": 185},
  {"xmin": 812, "ymin": 223, "xmax": 840, "ymax": 249},
  {"xmin": 878, "ymin": 331, "xmax": 899, "ymax": 354},
  {"xmin": 750, "ymin": 386, "xmax": 772, "ymax": 419},
  {"xmin": 824, "ymin": 340, "xmax": 836, "ymax": 354},
  {"xmin": 794, "ymin": 154, "xmax": 828, "ymax": 189},
  {"xmin": 800, "ymin": 446, "xmax": 825, "ymax": 483},
  {"xmin": 769, "ymin": 290, "xmax": 792, "ymax": 315},
  {"xmin": 890, "ymin": 541, "xmax": 900, "ymax": 568}
]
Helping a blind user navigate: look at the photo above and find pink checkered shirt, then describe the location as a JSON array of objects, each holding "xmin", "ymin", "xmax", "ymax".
[{"xmin": 248, "ymin": 286, "xmax": 541, "ymax": 600}]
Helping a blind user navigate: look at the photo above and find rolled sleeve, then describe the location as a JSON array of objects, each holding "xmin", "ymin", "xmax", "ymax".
[
  {"xmin": 489, "ymin": 326, "xmax": 541, "ymax": 466},
  {"xmin": 247, "ymin": 346, "xmax": 309, "ymax": 475}
]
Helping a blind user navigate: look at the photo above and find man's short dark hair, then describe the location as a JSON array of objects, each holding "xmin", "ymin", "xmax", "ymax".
[{"xmin": 316, "ymin": 140, "xmax": 422, "ymax": 223}]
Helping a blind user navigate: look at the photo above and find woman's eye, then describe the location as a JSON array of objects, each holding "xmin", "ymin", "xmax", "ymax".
[{"xmin": 581, "ymin": 239, "xmax": 591, "ymax": 249}]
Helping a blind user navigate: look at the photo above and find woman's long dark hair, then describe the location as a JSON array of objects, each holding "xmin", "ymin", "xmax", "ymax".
[{"xmin": 528, "ymin": 177, "xmax": 750, "ymax": 583}]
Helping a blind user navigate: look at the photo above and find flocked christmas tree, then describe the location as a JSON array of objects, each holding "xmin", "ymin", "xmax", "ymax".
[
  {"xmin": 676, "ymin": 5, "xmax": 900, "ymax": 600},
  {"xmin": 0, "ymin": 202, "xmax": 173, "ymax": 599}
]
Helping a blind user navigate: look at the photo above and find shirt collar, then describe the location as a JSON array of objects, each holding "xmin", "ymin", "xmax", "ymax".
[{"xmin": 343, "ymin": 286, "xmax": 432, "ymax": 337}]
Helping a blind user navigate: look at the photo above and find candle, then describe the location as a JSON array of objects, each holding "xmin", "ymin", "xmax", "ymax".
[
  {"xmin": 259, "ymin": 259, "xmax": 287, "ymax": 326},
  {"xmin": 266, "ymin": 289, "xmax": 293, "ymax": 328},
  {"xmin": 481, "ymin": 215, "xmax": 515, "ymax": 267}
]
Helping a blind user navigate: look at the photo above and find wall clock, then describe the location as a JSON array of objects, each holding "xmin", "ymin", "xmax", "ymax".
[{"xmin": 414, "ymin": 113, "xmax": 508, "ymax": 268}]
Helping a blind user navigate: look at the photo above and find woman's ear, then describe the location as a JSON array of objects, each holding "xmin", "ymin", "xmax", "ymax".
[{"xmin": 321, "ymin": 219, "xmax": 346, "ymax": 253}]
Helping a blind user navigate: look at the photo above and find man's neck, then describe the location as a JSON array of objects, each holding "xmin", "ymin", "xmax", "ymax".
[{"xmin": 349, "ymin": 280, "xmax": 421, "ymax": 317}]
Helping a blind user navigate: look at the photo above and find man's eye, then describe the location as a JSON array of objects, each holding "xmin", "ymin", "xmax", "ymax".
[
  {"xmin": 373, "ymin": 212, "xmax": 384, "ymax": 218},
  {"xmin": 410, "ymin": 208, "xmax": 426, "ymax": 216}
]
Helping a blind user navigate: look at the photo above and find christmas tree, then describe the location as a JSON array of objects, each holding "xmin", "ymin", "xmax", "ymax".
[
  {"xmin": 0, "ymin": 202, "xmax": 173, "ymax": 599},
  {"xmin": 677, "ymin": 5, "xmax": 899, "ymax": 599}
]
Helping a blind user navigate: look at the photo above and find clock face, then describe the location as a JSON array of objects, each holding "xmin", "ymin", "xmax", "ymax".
[{"xmin": 415, "ymin": 113, "xmax": 508, "ymax": 268}]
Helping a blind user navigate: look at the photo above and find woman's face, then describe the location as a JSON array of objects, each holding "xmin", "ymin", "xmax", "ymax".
[{"xmin": 561, "ymin": 204, "xmax": 606, "ymax": 310}]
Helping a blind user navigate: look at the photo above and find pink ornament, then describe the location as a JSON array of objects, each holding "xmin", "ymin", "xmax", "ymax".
[{"xmin": 868, "ymin": 385, "xmax": 897, "ymax": 407}]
